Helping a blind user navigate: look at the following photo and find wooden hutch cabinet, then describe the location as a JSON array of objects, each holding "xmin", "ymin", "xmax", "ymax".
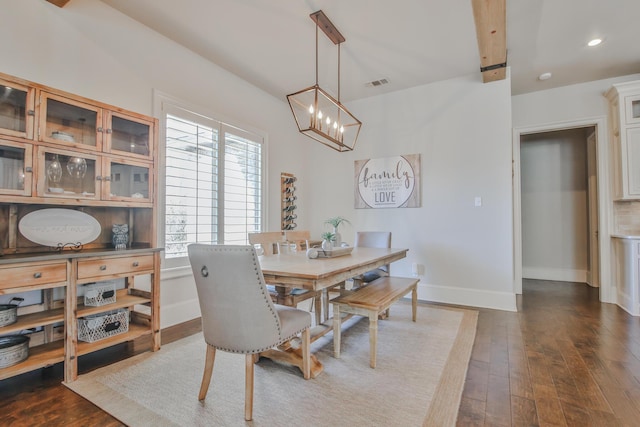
[{"xmin": 0, "ymin": 72, "xmax": 161, "ymax": 382}]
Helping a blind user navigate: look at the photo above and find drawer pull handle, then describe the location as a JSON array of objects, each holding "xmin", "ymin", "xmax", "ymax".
[
  {"xmin": 100, "ymin": 265, "xmax": 107, "ymax": 271},
  {"xmin": 133, "ymin": 261, "xmax": 139, "ymax": 267},
  {"xmin": 33, "ymin": 272, "xmax": 42, "ymax": 279}
]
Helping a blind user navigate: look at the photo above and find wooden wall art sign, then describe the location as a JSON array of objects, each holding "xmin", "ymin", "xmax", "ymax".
[{"xmin": 354, "ymin": 154, "xmax": 421, "ymax": 209}]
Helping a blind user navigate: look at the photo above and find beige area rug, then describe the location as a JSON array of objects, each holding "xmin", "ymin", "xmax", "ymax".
[{"xmin": 65, "ymin": 302, "xmax": 478, "ymax": 427}]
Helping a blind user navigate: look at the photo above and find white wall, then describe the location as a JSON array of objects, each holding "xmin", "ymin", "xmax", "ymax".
[
  {"xmin": 512, "ymin": 74, "xmax": 640, "ymax": 128},
  {"xmin": 520, "ymin": 129, "xmax": 589, "ymax": 282},
  {"xmin": 305, "ymin": 75, "xmax": 517, "ymax": 311}
]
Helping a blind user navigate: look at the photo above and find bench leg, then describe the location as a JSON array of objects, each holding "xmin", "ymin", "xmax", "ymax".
[
  {"xmin": 369, "ymin": 311, "xmax": 378, "ymax": 368},
  {"xmin": 412, "ymin": 286, "xmax": 417, "ymax": 322},
  {"xmin": 333, "ymin": 304, "xmax": 341, "ymax": 359}
]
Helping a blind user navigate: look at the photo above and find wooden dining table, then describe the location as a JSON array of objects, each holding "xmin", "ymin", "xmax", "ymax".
[{"xmin": 257, "ymin": 246, "xmax": 409, "ymax": 378}]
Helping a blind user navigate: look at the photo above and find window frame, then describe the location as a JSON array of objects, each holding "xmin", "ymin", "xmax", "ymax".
[{"xmin": 154, "ymin": 92, "xmax": 267, "ymax": 269}]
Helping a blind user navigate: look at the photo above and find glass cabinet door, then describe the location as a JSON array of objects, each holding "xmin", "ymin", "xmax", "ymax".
[
  {"xmin": 37, "ymin": 147, "xmax": 100, "ymax": 200},
  {"xmin": 105, "ymin": 111, "xmax": 153, "ymax": 159},
  {"xmin": 39, "ymin": 92, "xmax": 102, "ymax": 151},
  {"xmin": 104, "ymin": 159, "xmax": 152, "ymax": 203},
  {"xmin": 0, "ymin": 139, "xmax": 32, "ymax": 196},
  {"xmin": 0, "ymin": 78, "xmax": 35, "ymax": 139}
]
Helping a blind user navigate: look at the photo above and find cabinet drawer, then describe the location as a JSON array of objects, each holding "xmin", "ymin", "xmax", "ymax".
[
  {"xmin": 77, "ymin": 255, "xmax": 154, "ymax": 280},
  {"xmin": 0, "ymin": 262, "xmax": 67, "ymax": 290}
]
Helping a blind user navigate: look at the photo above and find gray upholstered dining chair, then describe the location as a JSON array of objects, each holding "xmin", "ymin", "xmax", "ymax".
[{"xmin": 187, "ymin": 244, "xmax": 312, "ymax": 421}]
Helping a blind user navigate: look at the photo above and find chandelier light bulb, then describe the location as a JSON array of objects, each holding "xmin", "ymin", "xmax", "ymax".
[{"xmin": 308, "ymin": 105, "xmax": 314, "ymax": 114}]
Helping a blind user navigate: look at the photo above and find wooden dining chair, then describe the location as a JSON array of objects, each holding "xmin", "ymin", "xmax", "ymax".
[
  {"xmin": 187, "ymin": 244, "xmax": 311, "ymax": 421},
  {"xmin": 284, "ymin": 229, "xmax": 333, "ymax": 321},
  {"xmin": 247, "ymin": 231, "xmax": 284, "ymax": 255},
  {"xmin": 249, "ymin": 231, "xmax": 323, "ymax": 325},
  {"xmin": 353, "ymin": 231, "xmax": 392, "ymax": 285},
  {"xmin": 283, "ymin": 229, "xmax": 311, "ymax": 251}
]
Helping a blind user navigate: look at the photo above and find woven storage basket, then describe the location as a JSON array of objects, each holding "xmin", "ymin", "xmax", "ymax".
[
  {"xmin": 83, "ymin": 281, "xmax": 117, "ymax": 307},
  {"xmin": 78, "ymin": 308, "xmax": 129, "ymax": 343},
  {"xmin": 0, "ymin": 335, "xmax": 30, "ymax": 368}
]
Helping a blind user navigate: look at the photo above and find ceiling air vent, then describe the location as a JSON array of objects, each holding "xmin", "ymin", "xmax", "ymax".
[{"xmin": 366, "ymin": 78, "xmax": 390, "ymax": 87}]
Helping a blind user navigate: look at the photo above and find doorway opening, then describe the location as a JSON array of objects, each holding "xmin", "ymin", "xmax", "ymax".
[
  {"xmin": 520, "ymin": 127, "xmax": 598, "ymax": 286},
  {"xmin": 512, "ymin": 117, "xmax": 612, "ymax": 303}
]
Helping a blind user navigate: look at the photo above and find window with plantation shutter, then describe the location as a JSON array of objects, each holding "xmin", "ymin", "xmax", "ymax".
[{"xmin": 161, "ymin": 103, "xmax": 264, "ymax": 265}]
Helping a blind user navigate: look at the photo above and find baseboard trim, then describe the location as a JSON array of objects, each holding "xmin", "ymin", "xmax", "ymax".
[
  {"xmin": 616, "ymin": 289, "xmax": 640, "ymax": 316},
  {"xmin": 523, "ymin": 267, "xmax": 587, "ymax": 283},
  {"xmin": 417, "ymin": 283, "xmax": 517, "ymax": 312},
  {"xmin": 161, "ymin": 298, "xmax": 201, "ymax": 329}
]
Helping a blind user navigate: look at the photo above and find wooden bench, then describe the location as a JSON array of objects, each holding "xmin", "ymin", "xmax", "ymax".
[{"xmin": 331, "ymin": 276, "xmax": 419, "ymax": 368}]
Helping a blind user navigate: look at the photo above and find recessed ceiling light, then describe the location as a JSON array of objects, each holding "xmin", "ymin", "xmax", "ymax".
[
  {"xmin": 588, "ymin": 38, "xmax": 602, "ymax": 47},
  {"xmin": 538, "ymin": 72, "xmax": 552, "ymax": 81}
]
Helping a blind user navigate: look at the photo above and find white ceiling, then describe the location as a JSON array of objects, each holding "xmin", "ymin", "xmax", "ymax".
[{"xmin": 98, "ymin": 0, "xmax": 639, "ymax": 103}]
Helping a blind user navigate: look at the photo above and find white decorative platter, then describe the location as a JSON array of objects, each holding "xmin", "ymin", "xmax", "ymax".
[
  {"xmin": 19, "ymin": 208, "xmax": 101, "ymax": 247},
  {"xmin": 51, "ymin": 131, "xmax": 74, "ymax": 142}
]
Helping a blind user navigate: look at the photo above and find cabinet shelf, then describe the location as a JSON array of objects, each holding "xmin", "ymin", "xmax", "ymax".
[
  {"xmin": 0, "ymin": 340, "xmax": 64, "ymax": 381},
  {"xmin": 77, "ymin": 290, "xmax": 151, "ymax": 317},
  {"xmin": 77, "ymin": 323, "xmax": 151, "ymax": 356},
  {"xmin": 0, "ymin": 307, "xmax": 64, "ymax": 335}
]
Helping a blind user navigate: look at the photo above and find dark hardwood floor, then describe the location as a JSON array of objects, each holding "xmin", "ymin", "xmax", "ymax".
[
  {"xmin": 0, "ymin": 319, "xmax": 201, "ymax": 427},
  {"xmin": 1, "ymin": 279, "xmax": 639, "ymax": 426},
  {"xmin": 457, "ymin": 279, "xmax": 640, "ymax": 426}
]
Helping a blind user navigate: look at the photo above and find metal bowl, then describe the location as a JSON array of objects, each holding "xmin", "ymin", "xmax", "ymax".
[
  {"xmin": 0, "ymin": 335, "xmax": 30, "ymax": 368},
  {"xmin": 0, "ymin": 297, "xmax": 23, "ymax": 327}
]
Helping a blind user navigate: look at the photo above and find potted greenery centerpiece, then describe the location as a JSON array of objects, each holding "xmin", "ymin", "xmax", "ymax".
[
  {"xmin": 324, "ymin": 216, "xmax": 351, "ymax": 247},
  {"xmin": 320, "ymin": 231, "xmax": 335, "ymax": 251}
]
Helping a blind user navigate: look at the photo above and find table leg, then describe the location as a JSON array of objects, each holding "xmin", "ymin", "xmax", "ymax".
[{"xmin": 333, "ymin": 304, "xmax": 341, "ymax": 359}]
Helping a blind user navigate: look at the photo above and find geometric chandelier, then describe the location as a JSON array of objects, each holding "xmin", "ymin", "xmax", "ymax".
[{"xmin": 287, "ymin": 10, "xmax": 362, "ymax": 152}]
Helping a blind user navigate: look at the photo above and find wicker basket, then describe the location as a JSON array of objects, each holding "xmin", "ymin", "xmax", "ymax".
[
  {"xmin": 83, "ymin": 281, "xmax": 117, "ymax": 307},
  {"xmin": 0, "ymin": 335, "xmax": 30, "ymax": 368},
  {"xmin": 78, "ymin": 309, "xmax": 129, "ymax": 343}
]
